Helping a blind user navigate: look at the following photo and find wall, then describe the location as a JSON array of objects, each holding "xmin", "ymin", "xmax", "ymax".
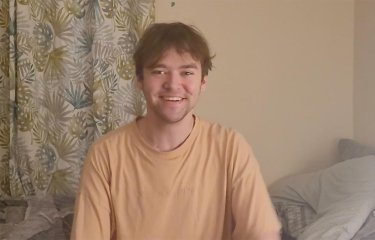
[
  {"xmin": 155, "ymin": 0, "xmax": 354, "ymax": 184},
  {"xmin": 354, "ymin": 0, "xmax": 375, "ymax": 147}
]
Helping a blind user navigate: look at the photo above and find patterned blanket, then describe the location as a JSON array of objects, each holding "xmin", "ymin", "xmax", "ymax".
[{"xmin": 0, "ymin": 195, "xmax": 74, "ymax": 240}]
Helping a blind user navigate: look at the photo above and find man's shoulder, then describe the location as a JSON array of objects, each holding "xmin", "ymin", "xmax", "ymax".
[
  {"xmin": 92, "ymin": 120, "xmax": 137, "ymax": 147},
  {"xmin": 197, "ymin": 118, "xmax": 254, "ymax": 164},
  {"xmin": 198, "ymin": 118, "xmax": 242, "ymax": 139},
  {"xmin": 196, "ymin": 119, "xmax": 251, "ymax": 153}
]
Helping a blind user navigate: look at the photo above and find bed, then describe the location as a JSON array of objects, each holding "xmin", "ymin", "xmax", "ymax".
[
  {"xmin": 0, "ymin": 195, "xmax": 74, "ymax": 240},
  {"xmin": 270, "ymin": 139, "xmax": 375, "ymax": 240}
]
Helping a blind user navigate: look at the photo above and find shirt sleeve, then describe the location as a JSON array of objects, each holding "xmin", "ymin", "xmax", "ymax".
[
  {"xmin": 70, "ymin": 143, "xmax": 113, "ymax": 240},
  {"xmin": 230, "ymin": 133, "xmax": 281, "ymax": 239}
]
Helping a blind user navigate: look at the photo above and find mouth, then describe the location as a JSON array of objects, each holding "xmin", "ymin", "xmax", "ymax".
[{"xmin": 161, "ymin": 96, "xmax": 185, "ymax": 102}]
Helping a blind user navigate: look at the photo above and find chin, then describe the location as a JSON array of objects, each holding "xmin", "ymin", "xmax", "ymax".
[
  {"xmin": 162, "ymin": 116, "xmax": 188, "ymax": 124},
  {"xmin": 159, "ymin": 113, "xmax": 193, "ymax": 124}
]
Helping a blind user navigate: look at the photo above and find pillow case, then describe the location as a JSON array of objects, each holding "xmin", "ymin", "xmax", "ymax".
[
  {"xmin": 271, "ymin": 155, "xmax": 375, "ymax": 240},
  {"xmin": 338, "ymin": 138, "xmax": 375, "ymax": 161},
  {"xmin": 273, "ymin": 201, "xmax": 316, "ymax": 239}
]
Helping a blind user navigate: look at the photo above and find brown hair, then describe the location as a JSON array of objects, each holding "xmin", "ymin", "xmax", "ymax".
[{"xmin": 133, "ymin": 22, "xmax": 214, "ymax": 78}]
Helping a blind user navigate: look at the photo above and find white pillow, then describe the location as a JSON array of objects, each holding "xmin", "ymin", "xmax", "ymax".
[
  {"xmin": 271, "ymin": 155, "xmax": 375, "ymax": 240},
  {"xmin": 299, "ymin": 155, "xmax": 375, "ymax": 240}
]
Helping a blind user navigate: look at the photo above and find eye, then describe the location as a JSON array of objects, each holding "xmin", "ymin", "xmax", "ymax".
[
  {"xmin": 182, "ymin": 71, "xmax": 194, "ymax": 76},
  {"xmin": 151, "ymin": 69, "xmax": 167, "ymax": 75}
]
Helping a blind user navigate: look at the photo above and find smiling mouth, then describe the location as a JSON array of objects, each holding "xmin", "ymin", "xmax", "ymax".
[{"xmin": 162, "ymin": 96, "xmax": 185, "ymax": 102}]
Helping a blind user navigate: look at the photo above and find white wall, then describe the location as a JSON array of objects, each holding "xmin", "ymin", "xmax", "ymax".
[
  {"xmin": 354, "ymin": 0, "xmax": 375, "ymax": 147},
  {"xmin": 156, "ymin": 0, "xmax": 354, "ymax": 184}
]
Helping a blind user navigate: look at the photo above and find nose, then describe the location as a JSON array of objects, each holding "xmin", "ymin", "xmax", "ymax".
[{"xmin": 163, "ymin": 71, "xmax": 181, "ymax": 90}]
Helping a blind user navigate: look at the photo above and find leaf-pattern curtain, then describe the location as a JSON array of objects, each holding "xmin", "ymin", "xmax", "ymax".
[{"xmin": 0, "ymin": 0, "xmax": 154, "ymax": 199}]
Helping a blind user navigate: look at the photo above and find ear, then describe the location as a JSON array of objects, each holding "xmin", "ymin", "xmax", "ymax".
[{"xmin": 200, "ymin": 76, "xmax": 208, "ymax": 92}]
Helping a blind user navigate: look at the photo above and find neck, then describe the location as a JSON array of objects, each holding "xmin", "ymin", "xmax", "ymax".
[{"xmin": 137, "ymin": 114, "xmax": 195, "ymax": 152}]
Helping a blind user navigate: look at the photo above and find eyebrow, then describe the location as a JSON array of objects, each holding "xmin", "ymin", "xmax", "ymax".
[
  {"xmin": 180, "ymin": 63, "xmax": 198, "ymax": 69},
  {"xmin": 148, "ymin": 63, "xmax": 199, "ymax": 69}
]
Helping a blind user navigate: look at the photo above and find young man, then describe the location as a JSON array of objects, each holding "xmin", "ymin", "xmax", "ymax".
[{"xmin": 71, "ymin": 22, "xmax": 281, "ymax": 240}]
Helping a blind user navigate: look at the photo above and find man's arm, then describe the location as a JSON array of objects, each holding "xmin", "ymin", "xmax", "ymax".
[
  {"xmin": 70, "ymin": 145, "xmax": 112, "ymax": 240},
  {"xmin": 229, "ymin": 133, "xmax": 281, "ymax": 240}
]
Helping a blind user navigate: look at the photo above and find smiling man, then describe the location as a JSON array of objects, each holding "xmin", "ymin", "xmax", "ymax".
[
  {"xmin": 136, "ymin": 46, "xmax": 205, "ymax": 152},
  {"xmin": 71, "ymin": 22, "xmax": 281, "ymax": 240}
]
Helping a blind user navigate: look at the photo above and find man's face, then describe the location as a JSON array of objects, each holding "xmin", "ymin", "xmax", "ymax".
[{"xmin": 138, "ymin": 48, "xmax": 207, "ymax": 124}]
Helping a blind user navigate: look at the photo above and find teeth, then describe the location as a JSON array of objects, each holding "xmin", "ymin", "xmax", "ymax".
[{"xmin": 164, "ymin": 97, "xmax": 183, "ymax": 101}]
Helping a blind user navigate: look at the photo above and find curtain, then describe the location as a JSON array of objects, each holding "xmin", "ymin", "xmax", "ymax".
[{"xmin": 0, "ymin": 0, "xmax": 155, "ymax": 199}]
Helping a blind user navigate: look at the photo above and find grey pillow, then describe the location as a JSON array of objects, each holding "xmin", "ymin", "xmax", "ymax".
[
  {"xmin": 273, "ymin": 201, "xmax": 316, "ymax": 239},
  {"xmin": 338, "ymin": 138, "xmax": 375, "ymax": 161}
]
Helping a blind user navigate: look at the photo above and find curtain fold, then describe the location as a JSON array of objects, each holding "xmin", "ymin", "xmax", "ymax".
[{"xmin": 0, "ymin": 0, "xmax": 155, "ymax": 199}]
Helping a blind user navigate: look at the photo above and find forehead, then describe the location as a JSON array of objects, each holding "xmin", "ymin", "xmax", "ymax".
[{"xmin": 150, "ymin": 48, "xmax": 201, "ymax": 68}]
